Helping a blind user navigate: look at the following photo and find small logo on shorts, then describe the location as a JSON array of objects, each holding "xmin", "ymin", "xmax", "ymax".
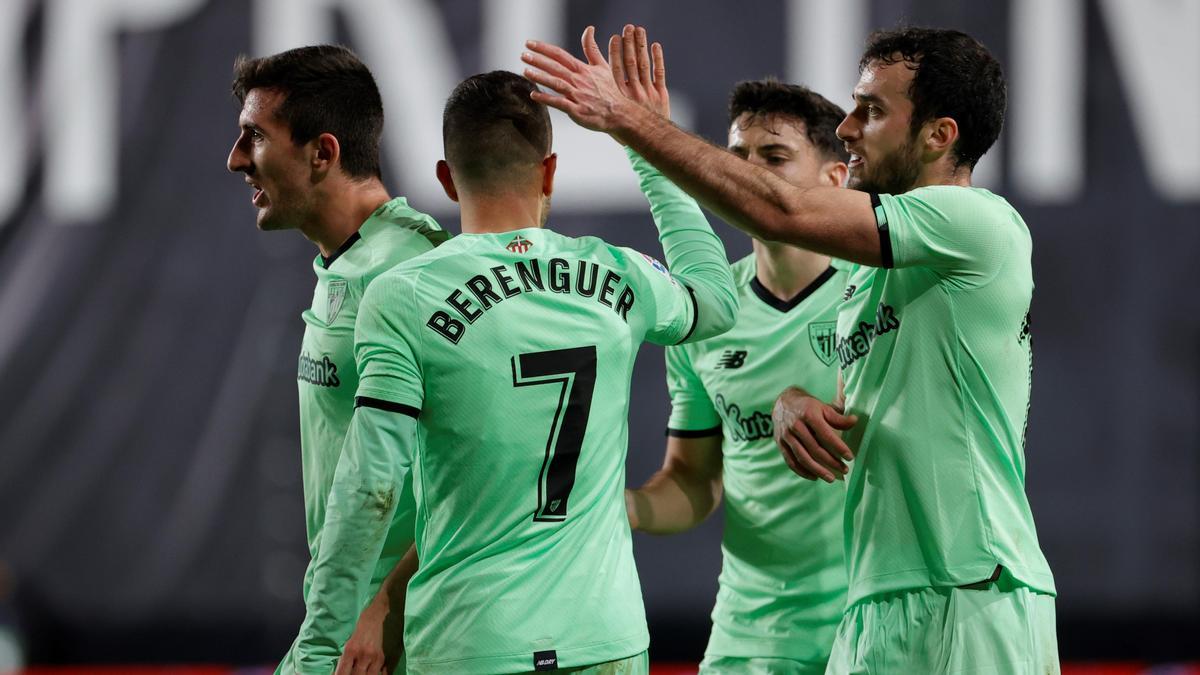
[
  {"xmin": 533, "ymin": 650, "xmax": 558, "ymax": 671},
  {"xmin": 506, "ymin": 235, "xmax": 533, "ymax": 253}
]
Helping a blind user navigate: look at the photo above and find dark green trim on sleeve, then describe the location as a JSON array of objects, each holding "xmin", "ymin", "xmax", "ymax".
[
  {"xmin": 666, "ymin": 425, "xmax": 722, "ymax": 438},
  {"xmin": 870, "ymin": 193, "xmax": 894, "ymax": 268},
  {"xmin": 355, "ymin": 396, "xmax": 420, "ymax": 418},
  {"xmin": 674, "ymin": 285, "xmax": 701, "ymax": 345}
]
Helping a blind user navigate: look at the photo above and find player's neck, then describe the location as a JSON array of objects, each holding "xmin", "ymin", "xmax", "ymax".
[
  {"xmin": 914, "ymin": 158, "xmax": 973, "ymax": 190},
  {"xmin": 302, "ymin": 179, "xmax": 391, "ymax": 257},
  {"xmin": 458, "ymin": 192, "xmax": 545, "ymax": 235},
  {"xmin": 752, "ymin": 240, "xmax": 831, "ymax": 301}
]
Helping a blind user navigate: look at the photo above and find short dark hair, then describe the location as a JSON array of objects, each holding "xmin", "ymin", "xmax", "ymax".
[
  {"xmin": 442, "ymin": 71, "xmax": 552, "ymax": 189},
  {"xmin": 729, "ymin": 79, "xmax": 849, "ymax": 162},
  {"xmin": 231, "ymin": 44, "xmax": 383, "ymax": 179},
  {"xmin": 860, "ymin": 27, "xmax": 1006, "ymax": 169}
]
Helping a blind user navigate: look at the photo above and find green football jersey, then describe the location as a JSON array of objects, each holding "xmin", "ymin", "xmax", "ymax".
[
  {"xmin": 837, "ymin": 186, "xmax": 1055, "ymax": 606},
  {"xmin": 666, "ymin": 255, "xmax": 849, "ymax": 663},
  {"xmin": 294, "ymin": 197, "xmax": 446, "ymax": 599}
]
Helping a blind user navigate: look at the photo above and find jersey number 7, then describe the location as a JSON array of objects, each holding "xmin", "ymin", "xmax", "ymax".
[{"xmin": 510, "ymin": 346, "xmax": 597, "ymax": 522}]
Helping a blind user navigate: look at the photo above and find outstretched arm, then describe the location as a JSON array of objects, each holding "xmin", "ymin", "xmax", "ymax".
[{"xmin": 522, "ymin": 26, "xmax": 883, "ymax": 266}]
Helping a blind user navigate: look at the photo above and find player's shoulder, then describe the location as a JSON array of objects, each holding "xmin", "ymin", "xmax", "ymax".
[
  {"xmin": 730, "ymin": 253, "xmax": 756, "ymax": 287},
  {"xmin": 891, "ymin": 185, "xmax": 1021, "ymax": 223},
  {"xmin": 360, "ymin": 197, "xmax": 450, "ymax": 266}
]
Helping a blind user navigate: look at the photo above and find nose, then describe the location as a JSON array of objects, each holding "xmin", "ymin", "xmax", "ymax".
[
  {"xmin": 835, "ymin": 112, "xmax": 859, "ymax": 144},
  {"xmin": 227, "ymin": 136, "xmax": 250, "ymax": 173}
]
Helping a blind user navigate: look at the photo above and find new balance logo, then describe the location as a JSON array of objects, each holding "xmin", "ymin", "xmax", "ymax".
[
  {"xmin": 843, "ymin": 284, "xmax": 857, "ymax": 301},
  {"xmin": 716, "ymin": 350, "xmax": 747, "ymax": 369}
]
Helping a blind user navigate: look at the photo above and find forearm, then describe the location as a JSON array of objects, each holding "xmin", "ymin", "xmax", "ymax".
[
  {"xmin": 626, "ymin": 147, "xmax": 738, "ymax": 339},
  {"xmin": 628, "ymin": 466, "xmax": 722, "ymax": 534},
  {"xmin": 616, "ymin": 102, "xmax": 880, "ymax": 265},
  {"xmin": 294, "ymin": 409, "xmax": 415, "ymax": 670}
]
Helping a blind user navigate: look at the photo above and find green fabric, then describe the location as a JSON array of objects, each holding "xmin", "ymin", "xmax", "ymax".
[
  {"xmin": 700, "ymin": 654, "xmax": 827, "ymax": 675},
  {"xmin": 281, "ymin": 198, "xmax": 445, "ymax": 672},
  {"xmin": 825, "ymin": 572, "xmax": 1059, "ymax": 674},
  {"xmin": 306, "ymin": 153, "xmax": 734, "ymax": 674},
  {"xmin": 837, "ymin": 186, "xmax": 1055, "ymax": 606},
  {"xmin": 666, "ymin": 256, "xmax": 848, "ymax": 662}
]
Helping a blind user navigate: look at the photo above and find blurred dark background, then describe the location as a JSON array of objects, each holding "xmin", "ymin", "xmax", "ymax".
[{"xmin": 0, "ymin": 0, "xmax": 1196, "ymax": 668}]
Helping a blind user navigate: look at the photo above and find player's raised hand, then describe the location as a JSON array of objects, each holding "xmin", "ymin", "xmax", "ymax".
[
  {"xmin": 521, "ymin": 26, "xmax": 633, "ymax": 133},
  {"xmin": 608, "ymin": 25, "xmax": 670, "ymax": 119},
  {"xmin": 772, "ymin": 386, "xmax": 858, "ymax": 482}
]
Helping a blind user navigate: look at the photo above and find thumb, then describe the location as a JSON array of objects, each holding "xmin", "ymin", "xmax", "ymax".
[
  {"xmin": 581, "ymin": 25, "xmax": 606, "ymax": 65},
  {"xmin": 825, "ymin": 407, "xmax": 858, "ymax": 430}
]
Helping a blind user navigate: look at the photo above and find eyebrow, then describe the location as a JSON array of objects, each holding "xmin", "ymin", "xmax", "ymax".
[
  {"xmin": 756, "ymin": 144, "xmax": 794, "ymax": 154},
  {"xmin": 853, "ymin": 92, "xmax": 883, "ymax": 105}
]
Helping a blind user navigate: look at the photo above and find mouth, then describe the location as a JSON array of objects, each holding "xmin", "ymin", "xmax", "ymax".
[
  {"xmin": 847, "ymin": 153, "xmax": 863, "ymax": 169},
  {"xmin": 246, "ymin": 180, "xmax": 266, "ymax": 207}
]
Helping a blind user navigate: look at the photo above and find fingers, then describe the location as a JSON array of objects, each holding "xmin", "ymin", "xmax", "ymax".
[
  {"xmin": 528, "ymin": 88, "xmax": 582, "ymax": 116},
  {"xmin": 524, "ymin": 39, "xmax": 584, "ymax": 72},
  {"xmin": 334, "ymin": 655, "xmax": 353, "ymax": 675},
  {"xmin": 521, "ymin": 50, "xmax": 575, "ymax": 84},
  {"xmin": 651, "ymin": 42, "xmax": 667, "ymax": 91},
  {"xmin": 809, "ymin": 420, "xmax": 854, "ymax": 468},
  {"xmin": 777, "ymin": 432, "xmax": 819, "ymax": 481},
  {"xmin": 633, "ymin": 27, "xmax": 653, "ymax": 89},
  {"xmin": 787, "ymin": 423, "xmax": 842, "ymax": 482},
  {"xmin": 825, "ymin": 407, "xmax": 859, "ymax": 432},
  {"xmin": 620, "ymin": 25, "xmax": 641, "ymax": 93},
  {"xmin": 608, "ymin": 34, "xmax": 625, "ymax": 88},
  {"xmin": 580, "ymin": 25, "xmax": 607, "ymax": 66}
]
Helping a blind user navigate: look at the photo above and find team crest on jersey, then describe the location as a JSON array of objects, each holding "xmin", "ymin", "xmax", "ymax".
[
  {"xmin": 808, "ymin": 321, "xmax": 838, "ymax": 366},
  {"xmin": 506, "ymin": 235, "xmax": 533, "ymax": 253},
  {"xmin": 326, "ymin": 279, "xmax": 348, "ymax": 323}
]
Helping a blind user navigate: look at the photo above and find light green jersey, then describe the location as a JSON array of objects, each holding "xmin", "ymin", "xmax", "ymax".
[
  {"xmin": 292, "ymin": 152, "xmax": 737, "ymax": 674},
  {"xmin": 837, "ymin": 186, "xmax": 1055, "ymax": 606},
  {"xmin": 294, "ymin": 197, "xmax": 446, "ymax": 598},
  {"xmin": 666, "ymin": 255, "xmax": 848, "ymax": 664}
]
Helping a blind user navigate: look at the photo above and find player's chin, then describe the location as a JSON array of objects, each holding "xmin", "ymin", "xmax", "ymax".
[{"xmin": 256, "ymin": 208, "xmax": 291, "ymax": 232}]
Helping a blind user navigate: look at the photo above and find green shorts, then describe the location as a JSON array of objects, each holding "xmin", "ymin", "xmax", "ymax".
[
  {"xmin": 538, "ymin": 650, "xmax": 649, "ymax": 674},
  {"xmin": 825, "ymin": 573, "xmax": 1058, "ymax": 674},
  {"xmin": 700, "ymin": 654, "xmax": 827, "ymax": 674}
]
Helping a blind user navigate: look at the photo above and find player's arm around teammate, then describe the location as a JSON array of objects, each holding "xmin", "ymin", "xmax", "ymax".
[{"xmin": 336, "ymin": 544, "xmax": 417, "ymax": 675}]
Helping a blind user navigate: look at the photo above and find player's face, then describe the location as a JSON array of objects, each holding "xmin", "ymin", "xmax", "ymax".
[
  {"xmin": 837, "ymin": 59, "xmax": 923, "ymax": 195},
  {"xmin": 727, "ymin": 113, "xmax": 830, "ymax": 189},
  {"xmin": 226, "ymin": 87, "xmax": 317, "ymax": 231}
]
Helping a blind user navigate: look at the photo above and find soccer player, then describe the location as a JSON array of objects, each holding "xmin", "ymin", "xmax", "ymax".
[
  {"xmin": 226, "ymin": 45, "xmax": 447, "ymax": 674},
  {"xmin": 625, "ymin": 79, "xmax": 850, "ymax": 674},
  {"xmin": 291, "ymin": 69, "xmax": 738, "ymax": 673},
  {"xmin": 525, "ymin": 25, "xmax": 1058, "ymax": 673}
]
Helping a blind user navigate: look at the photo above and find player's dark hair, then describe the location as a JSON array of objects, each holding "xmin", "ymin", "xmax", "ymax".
[
  {"xmin": 442, "ymin": 71, "xmax": 552, "ymax": 190},
  {"xmin": 231, "ymin": 44, "xmax": 383, "ymax": 180},
  {"xmin": 859, "ymin": 27, "xmax": 1006, "ymax": 169},
  {"xmin": 729, "ymin": 79, "xmax": 849, "ymax": 163}
]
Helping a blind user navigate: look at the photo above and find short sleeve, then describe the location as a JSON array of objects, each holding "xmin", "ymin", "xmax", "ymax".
[
  {"xmin": 876, "ymin": 187, "xmax": 1017, "ymax": 286},
  {"xmin": 618, "ymin": 246, "xmax": 697, "ymax": 346},
  {"xmin": 664, "ymin": 345, "xmax": 721, "ymax": 435},
  {"xmin": 354, "ymin": 272, "xmax": 424, "ymax": 414}
]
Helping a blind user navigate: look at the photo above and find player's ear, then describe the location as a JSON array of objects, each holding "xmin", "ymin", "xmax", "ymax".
[
  {"xmin": 436, "ymin": 160, "xmax": 459, "ymax": 202},
  {"xmin": 541, "ymin": 153, "xmax": 557, "ymax": 197},
  {"xmin": 922, "ymin": 116, "xmax": 958, "ymax": 161},
  {"xmin": 823, "ymin": 160, "xmax": 849, "ymax": 188},
  {"xmin": 313, "ymin": 132, "xmax": 340, "ymax": 174}
]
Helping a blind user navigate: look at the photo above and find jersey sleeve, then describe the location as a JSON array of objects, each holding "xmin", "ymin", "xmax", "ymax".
[
  {"xmin": 626, "ymin": 148, "xmax": 738, "ymax": 343},
  {"xmin": 292, "ymin": 406, "xmax": 418, "ymax": 672},
  {"xmin": 874, "ymin": 187, "xmax": 1014, "ymax": 286},
  {"xmin": 354, "ymin": 272, "xmax": 424, "ymax": 412},
  {"xmin": 665, "ymin": 345, "xmax": 721, "ymax": 435}
]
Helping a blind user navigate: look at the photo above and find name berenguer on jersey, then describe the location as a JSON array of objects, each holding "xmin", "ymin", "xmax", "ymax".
[{"xmin": 427, "ymin": 257, "xmax": 638, "ymax": 344}]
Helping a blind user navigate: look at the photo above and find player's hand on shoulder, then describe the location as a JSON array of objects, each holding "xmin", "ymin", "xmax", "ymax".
[{"xmin": 772, "ymin": 386, "xmax": 857, "ymax": 483}]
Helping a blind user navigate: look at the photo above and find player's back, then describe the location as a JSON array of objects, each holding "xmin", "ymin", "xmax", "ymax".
[{"xmin": 371, "ymin": 227, "xmax": 690, "ymax": 673}]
